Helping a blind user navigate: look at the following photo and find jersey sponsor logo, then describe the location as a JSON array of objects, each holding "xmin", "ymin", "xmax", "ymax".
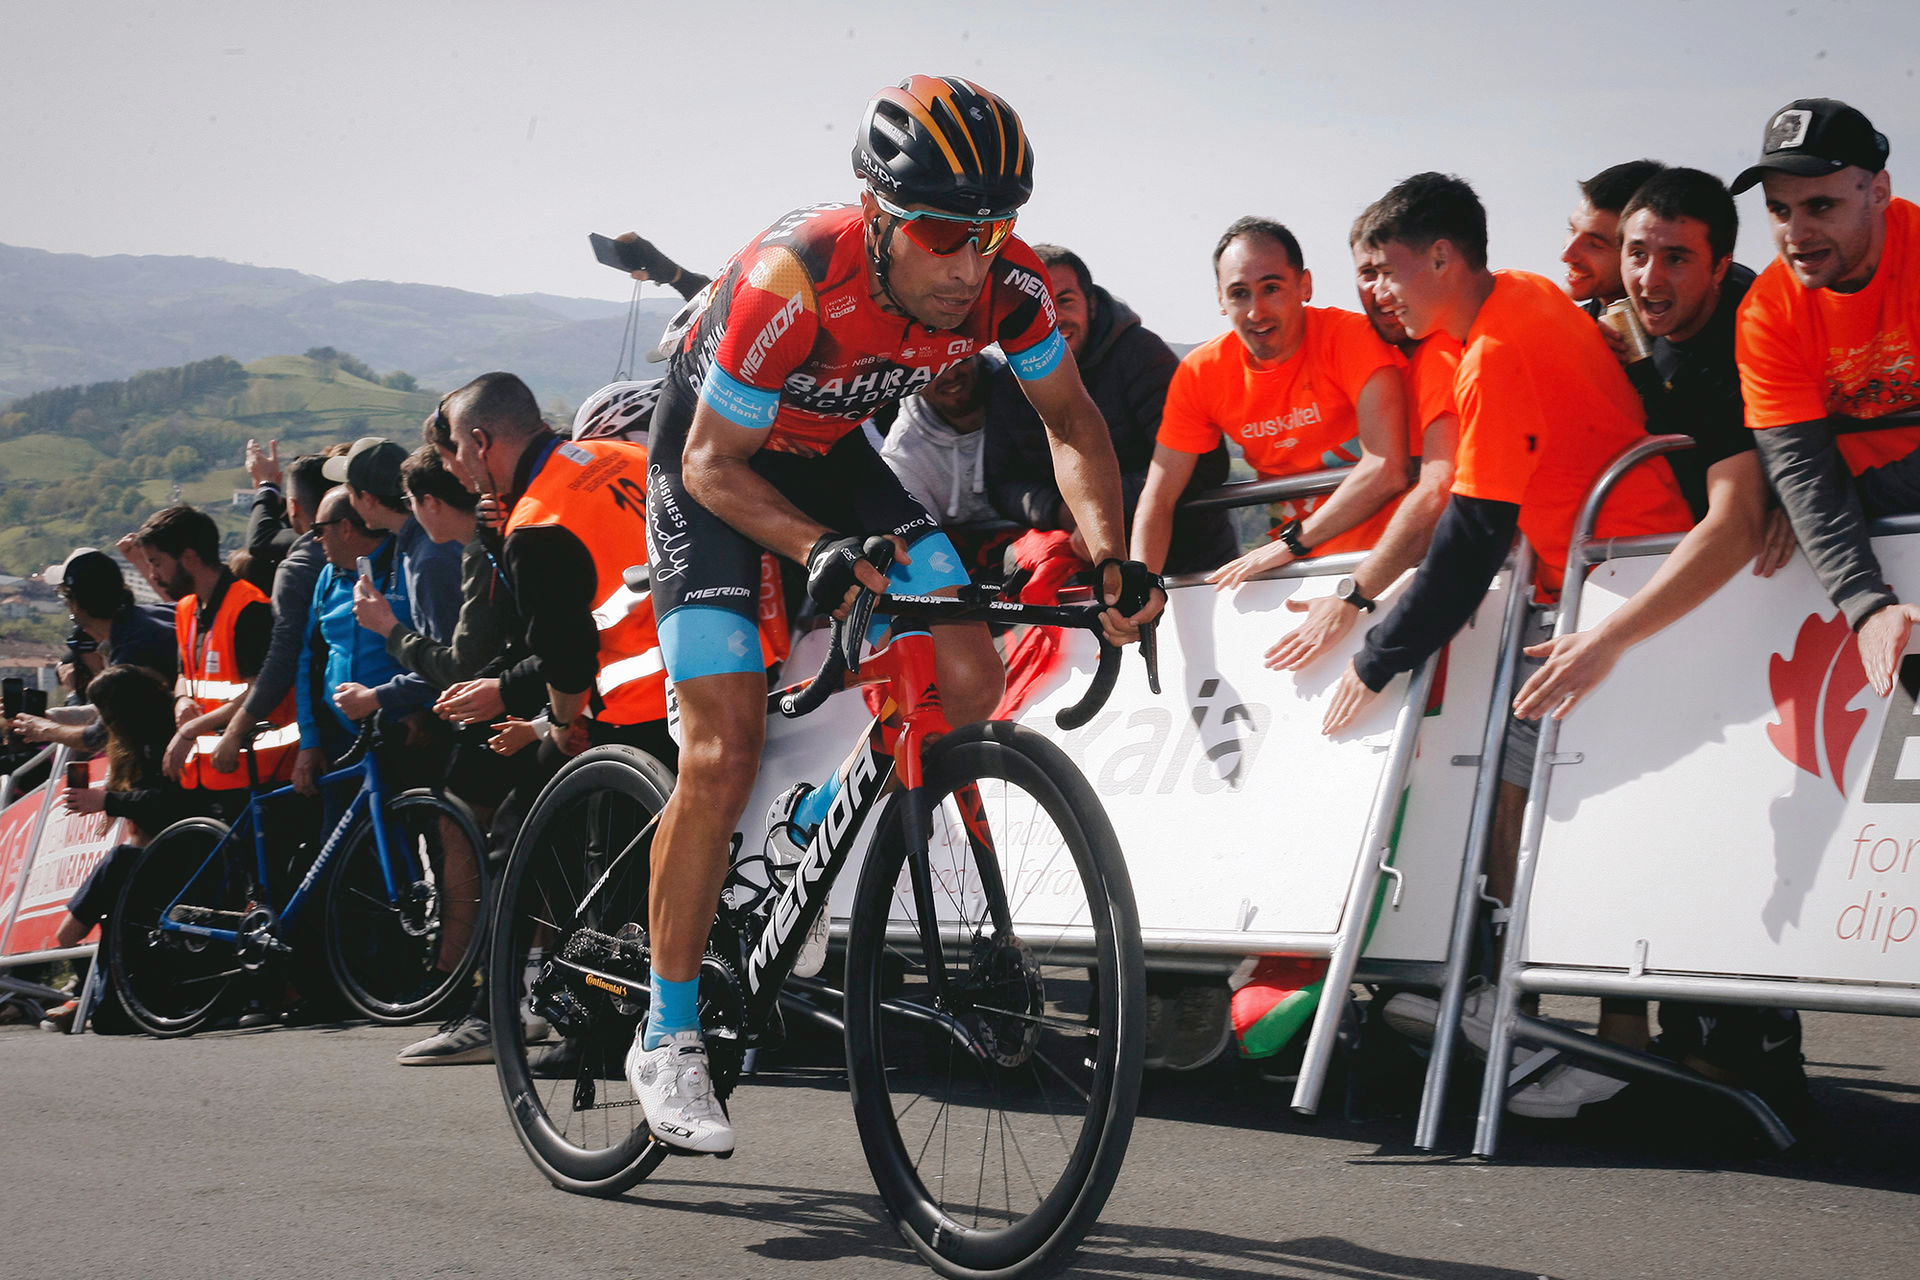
[
  {"xmin": 557, "ymin": 441, "xmax": 592, "ymax": 465},
  {"xmin": 947, "ymin": 338, "xmax": 974, "ymax": 356},
  {"xmin": 1002, "ymin": 266, "xmax": 1047, "ymax": 303},
  {"xmin": 1239, "ymin": 404, "xmax": 1322, "ymax": 438},
  {"xmin": 825, "ymin": 294, "xmax": 859, "ymax": 320},
  {"xmin": 783, "ymin": 358, "xmax": 965, "ymax": 415},
  {"xmin": 739, "ymin": 291, "xmax": 806, "ymax": 381},
  {"xmin": 683, "ymin": 585, "xmax": 752, "ymax": 602}
]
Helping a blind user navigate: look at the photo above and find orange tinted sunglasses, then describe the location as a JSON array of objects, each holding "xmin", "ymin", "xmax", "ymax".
[{"xmin": 873, "ymin": 193, "xmax": 1017, "ymax": 257}]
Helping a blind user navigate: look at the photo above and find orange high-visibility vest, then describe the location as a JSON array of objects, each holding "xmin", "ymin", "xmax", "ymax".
[
  {"xmin": 175, "ymin": 577, "xmax": 298, "ymax": 789},
  {"xmin": 503, "ymin": 438, "xmax": 788, "ymax": 727}
]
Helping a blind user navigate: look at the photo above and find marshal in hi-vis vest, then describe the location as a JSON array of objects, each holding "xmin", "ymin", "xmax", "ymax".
[
  {"xmin": 503, "ymin": 438, "xmax": 787, "ymax": 727},
  {"xmin": 174, "ymin": 578, "xmax": 298, "ymax": 789}
]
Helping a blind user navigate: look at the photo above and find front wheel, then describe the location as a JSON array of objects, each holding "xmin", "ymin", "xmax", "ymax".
[
  {"xmin": 844, "ymin": 721, "xmax": 1145, "ymax": 1279},
  {"xmin": 490, "ymin": 745, "xmax": 677, "ymax": 1196},
  {"xmin": 109, "ymin": 817, "xmax": 246, "ymax": 1037},
  {"xmin": 324, "ymin": 789, "xmax": 488, "ymax": 1024}
]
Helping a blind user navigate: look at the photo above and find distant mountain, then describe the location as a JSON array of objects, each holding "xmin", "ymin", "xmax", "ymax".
[{"xmin": 0, "ymin": 242, "xmax": 683, "ymax": 405}]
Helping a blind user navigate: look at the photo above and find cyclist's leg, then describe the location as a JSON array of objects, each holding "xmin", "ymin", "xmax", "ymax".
[{"xmin": 631, "ymin": 374, "xmax": 767, "ymax": 1153}]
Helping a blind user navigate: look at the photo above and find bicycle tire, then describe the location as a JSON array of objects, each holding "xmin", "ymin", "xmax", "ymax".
[
  {"xmin": 109, "ymin": 817, "xmax": 246, "ymax": 1037},
  {"xmin": 844, "ymin": 720, "xmax": 1145, "ymax": 1279},
  {"xmin": 490, "ymin": 745, "xmax": 677, "ymax": 1196},
  {"xmin": 324, "ymin": 788, "xmax": 489, "ymax": 1024}
]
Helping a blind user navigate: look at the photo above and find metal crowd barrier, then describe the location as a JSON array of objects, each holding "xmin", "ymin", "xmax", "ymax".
[{"xmin": 1471, "ymin": 412, "xmax": 1920, "ymax": 1156}]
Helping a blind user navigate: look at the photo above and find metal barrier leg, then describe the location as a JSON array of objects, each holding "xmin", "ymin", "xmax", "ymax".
[
  {"xmin": 1413, "ymin": 546, "xmax": 1537, "ymax": 1150},
  {"xmin": 1291, "ymin": 654, "xmax": 1436, "ymax": 1115}
]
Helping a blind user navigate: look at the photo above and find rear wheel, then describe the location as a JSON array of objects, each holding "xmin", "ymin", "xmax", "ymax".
[
  {"xmin": 490, "ymin": 746, "xmax": 676, "ymax": 1196},
  {"xmin": 109, "ymin": 818, "xmax": 247, "ymax": 1037},
  {"xmin": 844, "ymin": 721, "xmax": 1145, "ymax": 1279},
  {"xmin": 324, "ymin": 789, "xmax": 488, "ymax": 1024}
]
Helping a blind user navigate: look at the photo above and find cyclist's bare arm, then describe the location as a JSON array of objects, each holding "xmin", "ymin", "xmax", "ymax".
[
  {"xmin": 682, "ymin": 402, "xmax": 890, "ymax": 595},
  {"xmin": 1017, "ymin": 358, "xmax": 1126, "ymax": 565},
  {"xmin": 1017, "ymin": 358, "xmax": 1159, "ymax": 640}
]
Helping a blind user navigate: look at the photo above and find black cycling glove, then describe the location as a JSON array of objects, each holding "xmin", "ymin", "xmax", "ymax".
[
  {"xmin": 806, "ymin": 534, "xmax": 868, "ymax": 612},
  {"xmin": 1095, "ymin": 558, "xmax": 1163, "ymax": 615}
]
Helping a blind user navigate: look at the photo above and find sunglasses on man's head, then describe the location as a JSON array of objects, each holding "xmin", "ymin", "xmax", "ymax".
[{"xmin": 872, "ymin": 193, "xmax": 1017, "ymax": 258}]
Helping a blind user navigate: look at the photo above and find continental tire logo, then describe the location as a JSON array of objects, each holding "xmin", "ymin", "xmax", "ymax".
[{"xmin": 584, "ymin": 973, "xmax": 630, "ymax": 998}]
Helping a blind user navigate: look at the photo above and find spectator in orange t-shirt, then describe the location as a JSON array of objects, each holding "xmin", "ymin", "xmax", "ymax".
[
  {"xmin": 1265, "ymin": 205, "xmax": 1464, "ymax": 671},
  {"xmin": 1129, "ymin": 217, "xmax": 1409, "ymax": 597},
  {"xmin": 1734, "ymin": 97, "xmax": 1920, "ymax": 696},
  {"xmin": 1320, "ymin": 172, "xmax": 1692, "ymax": 739}
]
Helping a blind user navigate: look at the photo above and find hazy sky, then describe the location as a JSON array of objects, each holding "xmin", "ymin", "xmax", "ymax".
[{"xmin": 5, "ymin": 2, "xmax": 1917, "ymax": 347}]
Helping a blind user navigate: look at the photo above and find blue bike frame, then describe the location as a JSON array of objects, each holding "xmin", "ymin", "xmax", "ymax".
[{"xmin": 155, "ymin": 741, "xmax": 401, "ymax": 947}]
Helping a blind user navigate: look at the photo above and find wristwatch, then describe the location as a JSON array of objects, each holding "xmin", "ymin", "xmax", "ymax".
[
  {"xmin": 1277, "ymin": 519, "xmax": 1313, "ymax": 558},
  {"xmin": 1334, "ymin": 576, "xmax": 1376, "ymax": 613}
]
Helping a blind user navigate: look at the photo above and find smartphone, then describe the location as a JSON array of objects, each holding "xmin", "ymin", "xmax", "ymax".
[
  {"xmin": 356, "ymin": 554, "xmax": 375, "ymax": 583},
  {"xmin": 66, "ymin": 760, "xmax": 89, "ymax": 790},
  {"xmin": 22, "ymin": 689, "xmax": 46, "ymax": 718},
  {"xmin": 1, "ymin": 677, "xmax": 20, "ymax": 719},
  {"xmin": 589, "ymin": 232, "xmax": 647, "ymax": 273}
]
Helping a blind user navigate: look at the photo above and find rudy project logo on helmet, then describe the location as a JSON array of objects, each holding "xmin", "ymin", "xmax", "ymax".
[{"xmin": 1766, "ymin": 610, "xmax": 1869, "ymax": 796}]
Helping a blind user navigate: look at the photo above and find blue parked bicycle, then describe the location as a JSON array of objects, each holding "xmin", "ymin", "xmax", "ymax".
[{"xmin": 109, "ymin": 722, "xmax": 487, "ymax": 1035}]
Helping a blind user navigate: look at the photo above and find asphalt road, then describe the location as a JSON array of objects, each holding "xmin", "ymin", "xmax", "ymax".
[{"xmin": 3, "ymin": 998, "xmax": 1917, "ymax": 1280}]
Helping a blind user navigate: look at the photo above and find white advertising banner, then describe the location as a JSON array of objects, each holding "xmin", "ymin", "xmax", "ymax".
[
  {"xmin": 748, "ymin": 569, "xmax": 1505, "ymax": 961},
  {"xmin": 1529, "ymin": 535, "xmax": 1920, "ymax": 985}
]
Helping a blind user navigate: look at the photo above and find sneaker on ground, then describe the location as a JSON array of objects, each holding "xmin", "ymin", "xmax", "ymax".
[
  {"xmin": 397, "ymin": 1014, "xmax": 493, "ymax": 1066},
  {"xmin": 1506, "ymin": 1062, "xmax": 1628, "ymax": 1117},
  {"xmin": 1382, "ymin": 988, "xmax": 1495, "ymax": 1054},
  {"xmin": 627, "ymin": 1029, "xmax": 735, "ymax": 1155},
  {"xmin": 766, "ymin": 783, "xmax": 830, "ymax": 979},
  {"xmin": 39, "ymin": 999, "xmax": 79, "ymax": 1034}
]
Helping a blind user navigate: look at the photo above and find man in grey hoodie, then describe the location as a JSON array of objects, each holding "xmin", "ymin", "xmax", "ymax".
[
  {"xmin": 984, "ymin": 245, "xmax": 1239, "ymax": 575},
  {"xmin": 880, "ymin": 351, "xmax": 1003, "ymax": 534}
]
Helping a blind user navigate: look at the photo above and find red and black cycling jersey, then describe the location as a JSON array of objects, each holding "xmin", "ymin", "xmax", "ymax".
[{"xmin": 669, "ymin": 203, "xmax": 1067, "ymax": 456}]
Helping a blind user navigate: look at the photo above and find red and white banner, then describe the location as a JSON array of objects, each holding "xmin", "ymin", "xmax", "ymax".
[
  {"xmin": 0, "ymin": 756, "xmax": 118, "ymax": 958},
  {"xmin": 1532, "ymin": 535, "xmax": 1920, "ymax": 985}
]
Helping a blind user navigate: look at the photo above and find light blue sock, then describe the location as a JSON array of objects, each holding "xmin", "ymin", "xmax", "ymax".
[
  {"xmin": 793, "ymin": 774, "xmax": 841, "ymax": 833},
  {"xmin": 642, "ymin": 972, "xmax": 700, "ymax": 1049}
]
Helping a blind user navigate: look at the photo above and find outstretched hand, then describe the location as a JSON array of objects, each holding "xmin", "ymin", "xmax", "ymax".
[
  {"xmin": 1857, "ymin": 602, "xmax": 1920, "ymax": 697},
  {"xmin": 1511, "ymin": 629, "xmax": 1622, "ymax": 722},
  {"xmin": 1321, "ymin": 661, "xmax": 1385, "ymax": 736},
  {"xmin": 1265, "ymin": 595, "xmax": 1357, "ymax": 672},
  {"xmin": 1206, "ymin": 540, "xmax": 1294, "ymax": 592}
]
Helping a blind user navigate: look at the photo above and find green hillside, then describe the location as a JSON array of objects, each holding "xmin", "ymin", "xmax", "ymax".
[{"xmin": 0, "ymin": 350, "xmax": 440, "ymax": 578}]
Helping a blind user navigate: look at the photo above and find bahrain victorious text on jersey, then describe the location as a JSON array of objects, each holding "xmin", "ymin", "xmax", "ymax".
[{"xmin": 670, "ymin": 203, "xmax": 1067, "ymax": 456}]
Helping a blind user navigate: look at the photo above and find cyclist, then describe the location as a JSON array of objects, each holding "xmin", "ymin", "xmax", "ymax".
[{"xmin": 628, "ymin": 75, "xmax": 1160, "ymax": 1155}]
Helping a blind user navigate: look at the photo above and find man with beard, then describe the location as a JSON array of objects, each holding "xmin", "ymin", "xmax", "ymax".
[
  {"xmin": 1561, "ymin": 159, "xmax": 1667, "ymax": 315},
  {"xmin": 132, "ymin": 504, "xmax": 294, "ymax": 804}
]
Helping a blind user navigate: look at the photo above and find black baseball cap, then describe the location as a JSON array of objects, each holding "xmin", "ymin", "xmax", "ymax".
[
  {"xmin": 323, "ymin": 436, "xmax": 407, "ymax": 500},
  {"xmin": 1732, "ymin": 98, "xmax": 1890, "ymax": 194},
  {"xmin": 45, "ymin": 549, "xmax": 125, "ymax": 603}
]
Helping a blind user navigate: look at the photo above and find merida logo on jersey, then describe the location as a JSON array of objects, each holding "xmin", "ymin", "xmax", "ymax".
[
  {"xmin": 1240, "ymin": 404, "xmax": 1322, "ymax": 438},
  {"xmin": 1002, "ymin": 266, "xmax": 1046, "ymax": 302},
  {"xmin": 740, "ymin": 293, "xmax": 806, "ymax": 380}
]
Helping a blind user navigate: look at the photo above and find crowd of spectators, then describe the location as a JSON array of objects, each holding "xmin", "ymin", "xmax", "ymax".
[{"xmin": 2, "ymin": 96, "xmax": 1911, "ymax": 1138}]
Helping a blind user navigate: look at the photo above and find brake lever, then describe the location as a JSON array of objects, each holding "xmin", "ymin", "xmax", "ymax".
[{"xmin": 1140, "ymin": 619, "xmax": 1161, "ymax": 695}]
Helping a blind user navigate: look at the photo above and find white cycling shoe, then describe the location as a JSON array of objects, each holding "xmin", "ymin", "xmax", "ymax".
[{"xmin": 626, "ymin": 1029, "xmax": 735, "ymax": 1155}]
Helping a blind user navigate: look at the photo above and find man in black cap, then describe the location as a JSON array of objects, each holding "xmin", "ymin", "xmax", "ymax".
[
  {"xmin": 323, "ymin": 436, "xmax": 462, "ymax": 725},
  {"xmin": 1735, "ymin": 97, "xmax": 1920, "ymax": 696},
  {"xmin": 7, "ymin": 550, "xmax": 179, "ymax": 753}
]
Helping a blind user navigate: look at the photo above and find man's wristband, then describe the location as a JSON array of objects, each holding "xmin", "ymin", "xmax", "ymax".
[{"xmin": 1278, "ymin": 519, "xmax": 1313, "ymax": 558}]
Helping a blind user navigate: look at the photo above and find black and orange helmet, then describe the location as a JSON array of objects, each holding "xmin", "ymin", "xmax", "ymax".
[{"xmin": 852, "ymin": 76, "xmax": 1034, "ymax": 220}]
